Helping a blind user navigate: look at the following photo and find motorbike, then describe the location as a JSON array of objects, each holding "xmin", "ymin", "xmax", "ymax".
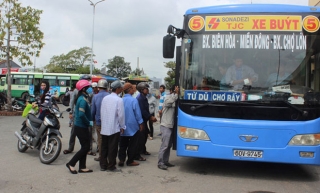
[
  {"xmin": 0, "ymin": 92, "xmax": 26, "ymax": 111},
  {"xmin": 14, "ymin": 101, "xmax": 69, "ymax": 164}
]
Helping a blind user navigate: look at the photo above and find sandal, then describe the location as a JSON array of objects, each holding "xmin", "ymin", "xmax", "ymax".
[
  {"xmin": 63, "ymin": 150, "xmax": 72, "ymax": 154},
  {"xmin": 87, "ymin": 152, "xmax": 96, "ymax": 156},
  {"xmin": 144, "ymin": 151, "xmax": 151, "ymax": 155},
  {"xmin": 138, "ymin": 156, "xmax": 146, "ymax": 161}
]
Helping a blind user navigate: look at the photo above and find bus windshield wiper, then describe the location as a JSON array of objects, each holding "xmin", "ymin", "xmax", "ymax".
[
  {"xmin": 257, "ymin": 99, "xmax": 308, "ymax": 117},
  {"xmin": 190, "ymin": 101, "xmax": 254, "ymax": 112}
]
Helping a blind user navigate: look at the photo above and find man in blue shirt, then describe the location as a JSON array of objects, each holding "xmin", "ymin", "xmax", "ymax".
[
  {"xmin": 136, "ymin": 82, "xmax": 157, "ymax": 160},
  {"xmin": 91, "ymin": 79, "xmax": 109, "ymax": 162},
  {"xmin": 118, "ymin": 83, "xmax": 144, "ymax": 167}
]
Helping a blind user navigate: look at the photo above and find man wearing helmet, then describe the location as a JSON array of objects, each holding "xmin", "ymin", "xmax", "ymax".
[
  {"xmin": 135, "ymin": 82, "xmax": 157, "ymax": 160},
  {"xmin": 91, "ymin": 79, "xmax": 109, "ymax": 162},
  {"xmin": 63, "ymin": 75, "xmax": 91, "ymax": 155}
]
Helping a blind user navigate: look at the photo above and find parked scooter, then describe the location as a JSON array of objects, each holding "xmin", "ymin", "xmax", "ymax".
[
  {"xmin": 14, "ymin": 100, "xmax": 69, "ymax": 164},
  {"xmin": 0, "ymin": 92, "xmax": 26, "ymax": 111}
]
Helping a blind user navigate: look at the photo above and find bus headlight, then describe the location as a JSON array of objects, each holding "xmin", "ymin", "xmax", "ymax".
[
  {"xmin": 178, "ymin": 126, "xmax": 210, "ymax": 140},
  {"xmin": 289, "ymin": 134, "xmax": 320, "ymax": 146}
]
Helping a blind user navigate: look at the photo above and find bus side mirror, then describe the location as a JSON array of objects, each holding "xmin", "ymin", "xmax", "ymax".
[{"xmin": 163, "ymin": 35, "xmax": 176, "ymax": 58}]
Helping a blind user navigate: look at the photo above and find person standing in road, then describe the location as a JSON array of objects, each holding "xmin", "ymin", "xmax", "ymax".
[
  {"xmin": 100, "ymin": 80, "xmax": 126, "ymax": 172},
  {"xmin": 157, "ymin": 85, "xmax": 166, "ymax": 136},
  {"xmin": 63, "ymin": 75, "xmax": 91, "ymax": 155},
  {"xmin": 87, "ymin": 81, "xmax": 99, "ymax": 156},
  {"xmin": 118, "ymin": 83, "xmax": 143, "ymax": 167},
  {"xmin": 132, "ymin": 85, "xmax": 139, "ymax": 98},
  {"xmin": 38, "ymin": 80, "xmax": 52, "ymax": 121},
  {"xmin": 136, "ymin": 82, "xmax": 157, "ymax": 159},
  {"xmin": 66, "ymin": 79, "xmax": 93, "ymax": 174},
  {"xmin": 91, "ymin": 79, "xmax": 109, "ymax": 162},
  {"xmin": 158, "ymin": 85, "xmax": 179, "ymax": 170},
  {"xmin": 147, "ymin": 93, "xmax": 156, "ymax": 140}
]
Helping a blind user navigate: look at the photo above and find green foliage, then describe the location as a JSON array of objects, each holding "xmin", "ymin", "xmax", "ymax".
[
  {"xmin": 44, "ymin": 47, "xmax": 99, "ymax": 74},
  {"xmin": 106, "ymin": 56, "xmax": 131, "ymax": 78},
  {"xmin": 0, "ymin": 0, "xmax": 44, "ymax": 111},
  {"xmin": 164, "ymin": 61, "xmax": 176, "ymax": 89},
  {"xmin": 0, "ymin": 0, "xmax": 45, "ymax": 66}
]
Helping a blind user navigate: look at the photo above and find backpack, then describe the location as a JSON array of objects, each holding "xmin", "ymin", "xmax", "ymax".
[{"xmin": 62, "ymin": 94, "xmax": 70, "ymax": 106}]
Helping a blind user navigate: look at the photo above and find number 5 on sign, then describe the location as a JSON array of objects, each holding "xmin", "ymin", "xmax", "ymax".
[
  {"xmin": 303, "ymin": 15, "xmax": 320, "ymax": 33},
  {"xmin": 188, "ymin": 16, "xmax": 205, "ymax": 32}
]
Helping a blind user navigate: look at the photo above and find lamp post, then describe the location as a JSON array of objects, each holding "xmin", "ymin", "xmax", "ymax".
[{"xmin": 88, "ymin": 0, "xmax": 105, "ymax": 76}]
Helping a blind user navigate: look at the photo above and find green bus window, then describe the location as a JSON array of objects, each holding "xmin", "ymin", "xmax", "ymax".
[{"xmin": 57, "ymin": 76, "xmax": 70, "ymax": 87}]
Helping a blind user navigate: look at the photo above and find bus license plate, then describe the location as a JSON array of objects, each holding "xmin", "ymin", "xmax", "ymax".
[{"xmin": 233, "ymin": 150, "xmax": 263, "ymax": 158}]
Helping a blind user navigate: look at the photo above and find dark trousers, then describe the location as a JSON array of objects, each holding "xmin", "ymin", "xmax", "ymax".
[
  {"xmin": 38, "ymin": 109, "xmax": 48, "ymax": 121},
  {"xmin": 68, "ymin": 125, "xmax": 90, "ymax": 170},
  {"xmin": 100, "ymin": 132, "xmax": 120, "ymax": 170},
  {"xmin": 95, "ymin": 125, "xmax": 102, "ymax": 158},
  {"xmin": 148, "ymin": 113, "xmax": 154, "ymax": 137},
  {"xmin": 89, "ymin": 126, "xmax": 94, "ymax": 152},
  {"xmin": 67, "ymin": 124, "xmax": 76, "ymax": 152},
  {"xmin": 118, "ymin": 131, "xmax": 139, "ymax": 165},
  {"xmin": 137, "ymin": 122, "xmax": 149, "ymax": 155}
]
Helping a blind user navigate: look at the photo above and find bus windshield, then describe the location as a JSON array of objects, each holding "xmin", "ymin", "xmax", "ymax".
[{"xmin": 180, "ymin": 13, "xmax": 320, "ymax": 104}]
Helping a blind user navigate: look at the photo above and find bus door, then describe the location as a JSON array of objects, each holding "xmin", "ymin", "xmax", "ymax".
[{"xmin": 0, "ymin": 77, "xmax": 5, "ymax": 92}]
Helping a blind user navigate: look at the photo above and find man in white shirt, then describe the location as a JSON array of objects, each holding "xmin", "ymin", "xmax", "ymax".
[{"xmin": 100, "ymin": 80, "xmax": 126, "ymax": 172}]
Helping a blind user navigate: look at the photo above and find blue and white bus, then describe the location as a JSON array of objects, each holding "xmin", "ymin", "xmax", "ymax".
[{"xmin": 163, "ymin": 4, "xmax": 320, "ymax": 165}]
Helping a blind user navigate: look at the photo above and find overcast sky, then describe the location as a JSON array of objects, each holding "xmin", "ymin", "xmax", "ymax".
[{"xmin": 18, "ymin": 0, "xmax": 308, "ymax": 81}]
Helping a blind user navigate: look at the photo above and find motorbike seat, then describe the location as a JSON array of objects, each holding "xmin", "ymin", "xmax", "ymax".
[{"xmin": 27, "ymin": 114, "xmax": 42, "ymax": 128}]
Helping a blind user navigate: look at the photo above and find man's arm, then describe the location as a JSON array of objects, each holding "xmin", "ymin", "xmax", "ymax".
[
  {"xmin": 91, "ymin": 94, "xmax": 97, "ymax": 122},
  {"xmin": 118, "ymin": 99, "xmax": 126, "ymax": 130}
]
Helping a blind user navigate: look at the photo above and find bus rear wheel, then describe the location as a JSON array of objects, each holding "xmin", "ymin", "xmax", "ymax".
[{"xmin": 59, "ymin": 94, "xmax": 65, "ymax": 103}]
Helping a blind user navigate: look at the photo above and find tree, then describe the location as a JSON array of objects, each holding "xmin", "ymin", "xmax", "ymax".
[
  {"xmin": 164, "ymin": 61, "xmax": 176, "ymax": 89},
  {"xmin": 0, "ymin": 0, "xmax": 44, "ymax": 111},
  {"xmin": 44, "ymin": 47, "xmax": 100, "ymax": 74},
  {"xmin": 106, "ymin": 56, "xmax": 131, "ymax": 78}
]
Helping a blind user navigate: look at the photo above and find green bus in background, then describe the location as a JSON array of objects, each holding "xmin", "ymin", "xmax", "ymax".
[{"xmin": 0, "ymin": 72, "xmax": 81, "ymax": 102}]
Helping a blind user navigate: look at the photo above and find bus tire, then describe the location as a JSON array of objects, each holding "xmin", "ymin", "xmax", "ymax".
[
  {"xmin": 59, "ymin": 94, "xmax": 65, "ymax": 103},
  {"xmin": 21, "ymin": 92, "xmax": 29, "ymax": 100}
]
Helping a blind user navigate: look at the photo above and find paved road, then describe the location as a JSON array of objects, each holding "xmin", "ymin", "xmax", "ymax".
[{"xmin": 1, "ymin": 105, "xmax": 320, "ymax": 193}]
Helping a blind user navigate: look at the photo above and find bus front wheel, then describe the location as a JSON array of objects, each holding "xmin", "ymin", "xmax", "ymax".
[{"xmin": 21, "ymin": 92, "xmax": 29, "ymax": 100}]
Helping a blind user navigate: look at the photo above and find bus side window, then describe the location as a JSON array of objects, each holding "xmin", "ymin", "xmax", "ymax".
[{"xmin": 66, "ymin": 80, "xmax": 70, "ymax": 87}]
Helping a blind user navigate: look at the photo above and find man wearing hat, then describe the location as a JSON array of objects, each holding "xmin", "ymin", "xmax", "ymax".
[
  {"xmin": 100, "ymin": 80, "xmax": 126, "ymax": 172},
  {"xmin": 91, "ymin": 79, "xmax": 109, "ymax": 162},
  {"xmin": 118, "ymin": 83, "xmax": 143, "ymax": 167}
]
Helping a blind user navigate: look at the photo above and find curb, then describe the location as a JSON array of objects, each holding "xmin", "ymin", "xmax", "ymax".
[{"xmin": 0, "ymin": 111, "xmax": 23, "ymax": 116}]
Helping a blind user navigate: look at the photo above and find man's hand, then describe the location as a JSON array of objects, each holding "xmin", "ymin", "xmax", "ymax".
[
  {"xmin": 31, "ymin": 102, "xmax": 38, "ymax": 108},
  {"xmin": 158, "ymin": 110, "xmax": 162, "ymax": 116},
  {"xmin": 120, "ymin": 128, "xmax": 124, "ymax": 134},
  {"xmin": 150, "ymin": 116, "xmax": 157, "ymax": 122},
  {"xmin": 139, "ymin": 124, "xmax": 144, "ymax": 132},
  {"xmin": 174, "ymin": 86, "xmax": 179, "ymax": 93}
]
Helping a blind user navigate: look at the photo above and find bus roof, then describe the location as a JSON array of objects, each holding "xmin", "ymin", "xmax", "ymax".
[
  {"xmin": 9, "ymin": 72, "xmax": 82, "ymax": 79},
  {"xmin": 10, "ymin": 72, "xmax": 82, "ymax": 76},
  {"xmin": 185, "ymin": 4, "xmax": 319, "ymax": 14}
]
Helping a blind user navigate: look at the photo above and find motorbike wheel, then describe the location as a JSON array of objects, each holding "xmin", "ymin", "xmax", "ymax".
[
  {"xmin": 39, "ymin": 135, "xmax": 62, "ymax": 164},
  {"xmin": 17, "ymin": 140, "xmax": 28, "ymax": 152}
]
